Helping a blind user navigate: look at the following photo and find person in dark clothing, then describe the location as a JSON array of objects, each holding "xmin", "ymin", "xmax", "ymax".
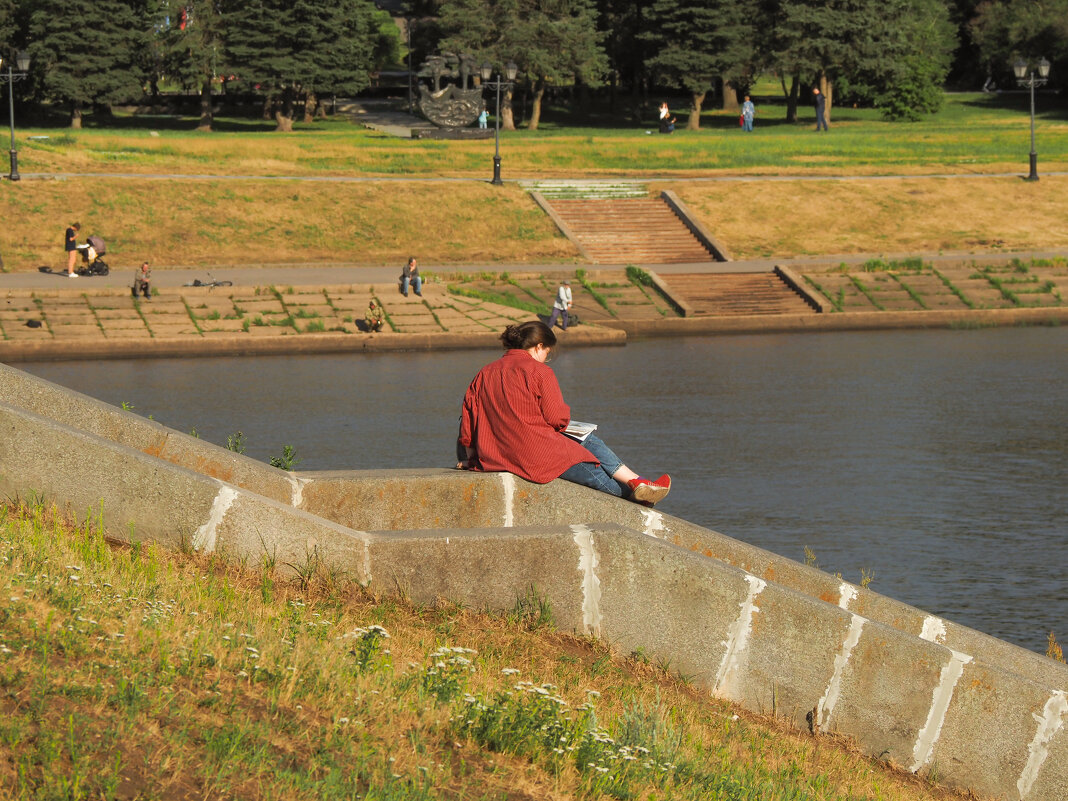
[
  {"xmin": 813, "ymin": 87, "xmax": 828, "ymax": 131},
  {"xmin": 64, "ymin": 222, "xmax": 81, "ymax": 277}
]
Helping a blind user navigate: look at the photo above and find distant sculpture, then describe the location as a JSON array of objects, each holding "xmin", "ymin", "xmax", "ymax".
[{"xmin": 417, "ymin": 52, "xmax": 486, "ymax": 128}]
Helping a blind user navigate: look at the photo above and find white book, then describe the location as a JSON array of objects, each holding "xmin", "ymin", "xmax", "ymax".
[{"xmin": 563, "ymin": 420, "xmax": 597, "ymax": 442}]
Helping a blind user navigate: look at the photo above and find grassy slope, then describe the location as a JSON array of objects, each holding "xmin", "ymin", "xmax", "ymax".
[
  {"xmin": 2, "ymin": 94, "xmax": 1067, "ymax": 271},
  {"xmin": 0, "ymin": 501, "xmax": 976, "ymax": 801}
]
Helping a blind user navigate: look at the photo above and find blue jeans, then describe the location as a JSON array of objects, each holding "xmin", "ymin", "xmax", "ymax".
[
  {"xmin": 743, "ymin": 117, "xmax": 753, "ymax": 132},
  {"xmin": 548, "ymin": 307, "xmax": 569, "ymax": 330},
  {"xmin": 559, "ymin": 433, "xmax": 625, "ymax": 497},
  {"xmin": 401, "ymin": 275, "xmax": 422, "ymax": 296}
]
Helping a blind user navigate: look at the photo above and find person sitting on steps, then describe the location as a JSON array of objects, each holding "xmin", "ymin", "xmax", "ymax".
[{"xmin": 132, "ymin": 262, "xmax": 151, "ymax": 298}]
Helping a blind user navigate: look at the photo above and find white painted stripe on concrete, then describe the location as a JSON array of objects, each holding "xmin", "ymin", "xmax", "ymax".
[
  {"xmin": 910, "ymin": 648, "xmax": 973, "ymax": 772},
  {"xmin": 572, "ymin": 525, "xmax": 602, "ymax": 638},
  {"xmin": 816, "ymin": 613, "xmax": 865, "ymax": 731},
  {"xmin": 640, "ymin": 508, "xmax": 666, "ymax": 539},
  {"xmin": 193, "ymin": 484, "xmax": 238, "ymax": 553},
  {"xmin": 838, "ymin": 582, "xmax": 857, "ymax": 610},
  {"xmin": 289, "ymin": 475, "xmax": 309, "ymax": 508},
  {"xmin": 919, "ymin": 615, "xmax": 947, "ymax": 644},
  {"xmin": 713, "ymin": 574, "xmax": 766, "ymax": 699},
  {"xmin": 362, "ymin": 537, "xmax": 373, "ymax": 587},
  {"xmin": 1017, "ymin": 690, "xmax": 1068, "ymax": 799},
  {"xmin": 501, "ymin": 473, "xmax": 515, "ymax": 527}
]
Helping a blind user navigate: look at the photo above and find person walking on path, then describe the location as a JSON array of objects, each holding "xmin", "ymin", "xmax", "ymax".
[
  {"xmin": 64, "ymin": 222, "xmax": 81, "ymax": 277},
  {"xmin": 548, "ymin": 279, "xmax": 572, "ymax": 330},
  {"xmin": 457, "ymin": 321, "xmax": 672, "ymax": 505},
  {"xmin": 813, "ymin": 87, "xmax": 828, "ymax": 131},
  {"xmin": 401, "ymin": 256, "xmax": 422, "ymax": 297},
  {"xmin": 741, "ymin": 96, "xmax": 755, "ymax": 132},
  {"xmin": 132, "ymin": 262, "xmax": 152, "ymax": 298}
]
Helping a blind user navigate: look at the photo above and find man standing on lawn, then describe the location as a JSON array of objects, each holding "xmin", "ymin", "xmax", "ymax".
[
  {"xmin": 813, "ymin": 87, "xmax": 828, "ymax": 131},
  {"xmin": 548, "ymin": 279, "xmax": 572, "ymax": 330}
]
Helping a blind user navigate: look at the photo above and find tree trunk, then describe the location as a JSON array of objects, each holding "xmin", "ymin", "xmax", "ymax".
[
  {"xmin": 197, "ymin": 77, "xmax": 213, "ymax": 132},
  {"xmin": 528, "ymin": 79, "xmax": 544, "ymax": 131},
  {"xmin": 502, "ymin": 87, "xmax": 516, "ymax": 131},
  {"xmin": 70, "ymin": 103, "xmax": 82, "ymax": 129},
  {"xmin": 782, "ymin": 73, "xmax": 800, "ymax": 122},
  {"xmin": 720, "ymin": 78, "xmax": 740, "ymax": 111},
  {"xmin": 687, "ymin": 91, "xmax": 705, "ymax": 130},
  {"xmin": 304, "ymin": 92, "xmax": 317, "ymax": 124},
  {"xmin": 821, "ymin": 74, "xmax": 833, "ymax": 125},
  {"xmin": 274, "ymin": 87, "xmax": 295, "ymax": 132}
]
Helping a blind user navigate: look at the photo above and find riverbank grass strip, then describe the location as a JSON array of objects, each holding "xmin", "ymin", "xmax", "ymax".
[{"xmin": 0, "ymin": 500, "xmax": 971, "ymax": 801}]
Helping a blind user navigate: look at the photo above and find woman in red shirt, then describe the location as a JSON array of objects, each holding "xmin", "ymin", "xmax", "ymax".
[{"xmin": 458, "ymin": 321, "xmax": 671, "ymax": 505}]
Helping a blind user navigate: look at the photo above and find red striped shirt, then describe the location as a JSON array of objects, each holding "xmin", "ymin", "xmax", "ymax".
[{"xmin": 459, "ymin": 349, "xmax": 597, "ymax": 483}]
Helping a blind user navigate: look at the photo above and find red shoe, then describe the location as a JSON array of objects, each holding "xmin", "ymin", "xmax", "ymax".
[{"xmin": 627, "ymin": 474, "xmax": 671, "ymax": 505}]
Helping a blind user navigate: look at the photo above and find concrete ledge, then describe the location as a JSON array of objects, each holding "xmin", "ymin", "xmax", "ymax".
[
  {"xmin": 600, "ymin": 306, "xmax": 1068, "ymax": 337},
  {"xmin": 660, "ymin": 189, "xmax": 733, "ymax": 262},
  {"xmin": 529, "ymin": 191, "xmax": 593, "ymax": 262},
  {"xmin": 0, "ymin": 326, "xmax": 626, "ymax": 363},
  {"xmin": 3, "ymin": 366, "xmax": 1066, "ymax": 801},
  {"xmin": 775, "ymin": 264, "xmax": 828, "ymax": 312}
]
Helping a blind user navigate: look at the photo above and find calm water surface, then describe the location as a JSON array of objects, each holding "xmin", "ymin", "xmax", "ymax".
[{"xmin": 22, "ymin": 327, "xmax": 1068, "ymax": 654}]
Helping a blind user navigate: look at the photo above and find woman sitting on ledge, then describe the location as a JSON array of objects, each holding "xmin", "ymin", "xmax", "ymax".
[{"xmin": 457, "ymin": 321, "xmax": 671, "ymax": 505}]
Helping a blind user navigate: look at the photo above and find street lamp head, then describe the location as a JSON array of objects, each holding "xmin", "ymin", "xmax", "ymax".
[
  {"xmin": 480, "ymin": 62, "xmax": 492, "ymax": 82},
  {"xmin": 16, "ymin": 51, "xmax": 30, "ymax": 73},
  {"xmin": 1013, "ymin": 58, "xmax": 1028, "ymax": 80},
  {"xmin": 505, "ymin": 62, "xmax": 518, "ymax": 82},
  {"xmin": 1038, "ymin": 57, "xmax": 1051, "ymax": 79}
]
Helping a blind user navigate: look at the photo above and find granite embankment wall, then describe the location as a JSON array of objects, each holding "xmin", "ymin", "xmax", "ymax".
[{"xmin": 0, "ymin": 363, "xmax": 1064, "ymax": 800}]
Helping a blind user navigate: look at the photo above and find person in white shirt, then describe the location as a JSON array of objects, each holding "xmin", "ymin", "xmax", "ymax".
[{"xmin": 548, "ymin": 279, "xmax": 573, "ymax": 330}]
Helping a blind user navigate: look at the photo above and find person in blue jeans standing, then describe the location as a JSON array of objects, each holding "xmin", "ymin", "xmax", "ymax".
[
  {"xmin": 813, "ymin": 87, "xmax": 828, "ymax": 131},
  {"xmin": 741, "ymin": 96, "xmax": 755, "ymax": 132},
  {"xmin": 401, "ymin": 256, "xmax": 422, "ymax": 297}
]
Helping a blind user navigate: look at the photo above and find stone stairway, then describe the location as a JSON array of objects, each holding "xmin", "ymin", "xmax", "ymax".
[
  {"xmin": 547, "ymin": 197, "xmax": 717, "ymax": 264},
  {"xmin": 664, "ymin": 272, "xmax": 817, "ymax": 316}
]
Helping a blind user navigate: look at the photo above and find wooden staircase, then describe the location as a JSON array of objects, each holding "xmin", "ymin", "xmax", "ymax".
[
  {"xmin": 547, "ymin": 197, "xmax": 716, "ymax": 264},
  {"xmin": 664, "ymin": 272, "xmax": 817, "ymax": 316}
]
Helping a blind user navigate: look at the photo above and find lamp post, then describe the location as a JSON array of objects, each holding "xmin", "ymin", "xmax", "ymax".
[
  {"xmin": 479, "ymin": 61, "xmax": 517, "ymax": 186},
  {"xmin": 1, "ymin": 51, "xmax": 31, "ymax": 182},
  {"xmin": 1012, "ymin": 57, "xmax": 1051, "ymax": 182}
]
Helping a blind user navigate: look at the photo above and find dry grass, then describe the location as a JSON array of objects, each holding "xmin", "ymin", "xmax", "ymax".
[
  {"xmin": 0, "ymin": 179, "xmax": 579, "ymax": 270},
  {"xmin": 667, "ymin": 176, "xmax": 1068, "ymax": 259}
]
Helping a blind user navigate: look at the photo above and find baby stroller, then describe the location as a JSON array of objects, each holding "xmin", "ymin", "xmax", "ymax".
[{"xmin": 76, "ymin": 235, "xmax": 109, "ymax": 276}]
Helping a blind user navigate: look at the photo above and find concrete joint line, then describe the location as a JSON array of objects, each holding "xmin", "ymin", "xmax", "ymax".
[
  {"xmin": 193, "ymin": 484, "xmax": 239, "ymax": 553},
  {"xmin": 640, "ymin": 508, "xmax": 665, "ymax": 539},
  {"xmin": 500, "ymin": 473, "xmax": 515, "ymax": 527},
  {"xmin": 714, "ymin": 574, "xmax": 766, "ymax": 698},
  {"xmin": 919, "ymin": 615, "xmax": 947, "ymax": 644},
  {"xmin": 837, "ymin": 581, "xmax": 858, "ymax": 610},
  {"xmin": 571, "ymin": 525, "xmax": 602, "ymax": 638},
  {"xmin": 1017, "ymin": 690, "xmax": 1068, "ymax": 799},
  {"xmin": 910, "ymin": 648, "xmax": 973, "ymax": 773},
  {"xmin": 816, "ymin": 613, "xmax": 865, "ymax": 731},
  {"xmin": 289, "ymin": 475, "xmax": 309, "ymax": 508}
]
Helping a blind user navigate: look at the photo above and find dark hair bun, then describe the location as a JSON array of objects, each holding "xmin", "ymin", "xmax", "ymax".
[{"xmin": 500, "ymin": 320, "xmax": 557, "ymax": 351}]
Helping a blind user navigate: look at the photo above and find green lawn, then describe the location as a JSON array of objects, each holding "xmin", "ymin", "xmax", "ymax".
[{"xmin": 12, "ymin": 93, "xmax": 1068, "ymax": 178}]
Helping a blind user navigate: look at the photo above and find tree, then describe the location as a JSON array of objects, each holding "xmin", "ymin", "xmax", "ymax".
[
  {"xmin": 28, "ymin": 0, "xmax": 151, "ymax": 127},
  {"xmin": 0, "ymin": 0, "xmax": 18, "ymax": 52},
  {"xmin": 643, "ymin": 0, "xmax": 758, "ymax": 128},
  {"xmin": 870, "ymin": 0, "xmax": 956, "ymax": 120},
  {"xmin": 970, "ymin": 0, "xmax": 1068, "ymax": 90},
  {"xmin": 439, "ymin": 0, "xmax": 606, "ymax": 130},
  {"xmin": 159, "ymin": 1, "xmax": 225, "ymax": 130},
  {"xmin": 221, "ymin": 0, "xmax": 385, "ymax": 131}
]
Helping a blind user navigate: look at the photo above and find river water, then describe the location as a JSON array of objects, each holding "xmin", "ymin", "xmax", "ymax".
[{"xmin": 21, "ymin": 327, "xmax": 1068, "ymax": 655}]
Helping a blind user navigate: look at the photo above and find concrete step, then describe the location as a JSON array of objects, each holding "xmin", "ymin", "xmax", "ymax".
[
  {"xmin": 542, "ymin": 197, "xmax": 716, "ymax": 264},
  {"xmin": 663, "ymin": 273, "xmax": 817, "ymax": 316}
]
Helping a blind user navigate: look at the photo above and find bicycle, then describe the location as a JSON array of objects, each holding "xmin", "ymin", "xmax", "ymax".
[{"xmin": 182, "ymin": 273, "xmax": 233, "ymax": 289}]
